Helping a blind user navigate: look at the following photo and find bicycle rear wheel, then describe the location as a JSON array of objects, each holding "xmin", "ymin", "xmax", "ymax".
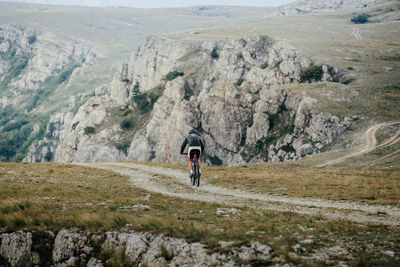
[
  {"xmin": 195, "ymin": 169, "xmax": 200, "ymax": 187},
  {"xmin": 192, "ymin": 160, "xmax": 197, "ymax": 186}
]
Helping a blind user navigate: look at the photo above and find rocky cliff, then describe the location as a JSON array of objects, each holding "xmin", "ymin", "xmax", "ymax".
[
  {"xmin": 50, "ymin": 35, "xmax": 355, "ymax": 165},
  {"xmin": 0, "ymin": 24, "xmax": 95, "ymax": 109}
]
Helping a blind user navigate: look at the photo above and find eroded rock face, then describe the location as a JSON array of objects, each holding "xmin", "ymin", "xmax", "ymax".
[
  {"xmin": 0, "ymin": 24, "xmax": 95, "ymax": 109},
  {"xmin": 0, "ymin": 231, "xmax": 32, "ymax": 267},
  {"xmin": 51, "ymin": 35, "xmax": 354, "ymax": 165}
]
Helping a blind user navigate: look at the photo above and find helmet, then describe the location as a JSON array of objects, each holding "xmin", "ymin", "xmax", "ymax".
[{"xmin": 189, "ymin": 129, "xmax": 197, "ymax": 135}]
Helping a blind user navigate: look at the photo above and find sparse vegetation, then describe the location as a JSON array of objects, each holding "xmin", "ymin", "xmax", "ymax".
[
  {"xmin": 0, "ymin": 162, "xmax": 399, "ymax": 265},
  {"xmin": 84, "ymin": 126, "xmax": 95, "ymax": 135},
  {"xmin": 115, "ymin": 141, "xmax": 131, "ymax": 155},
  {"xmin": 1, "ymin": 55, "xmax": 29, "ymax": 87},
  {"xmin": 211, "ymin": 47, "xmax": 219, "ymax": 59},
  {"xmin": 27, "ymin": 35, "xmax": 37, "ymax": 44},
  {"xmin": 260, "ymin": 62, "xmax": 269, "ymax": 69},
  {"xmin": 351, "ymin": 13, "xmax": 369, "ymax": 24},
  {"xmin": 235, "ymin": 78, "xmax": 245, "ymax": 87},
  {"xmin": 133, "ymin": 84, "xmax": 165, "ymax": 114},
  {"xmin": 164, "ymin": 70, "xmax": 184, "ymax": 81},
  {"xmin": 57, "ymin": 62, "xmax": 80, "ymax": 84},
  {"xmin": 300, "ymin": 65, "xmax": 323, "ymax": 83},
  {"xmin": 120, "ymin": 118, "xmax": 133, "ymax": 130},
  {"xmin": 342, "ymin": 78, "xmax": 356, "ymax": 85}
]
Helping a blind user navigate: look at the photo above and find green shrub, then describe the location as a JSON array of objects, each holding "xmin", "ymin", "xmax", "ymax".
[
  {"xmin": 260, "ymin": 35, "xmax": 270, "ymax": 42},
  {"xmin": 131, "ymin": 81, "xmax": 141, "ymax": 101},
  {"xmin": 134, "ymin": 84, "xmax": 165, "ymax": 114},
  {"xmin": 115, "ymin": 141, "xmax": 131, "ymax": 155},
  {"xmin": 84, "ymin": 126, "xmax": 95, "ymax": 135},
  {"xmin": 351, "ymin": 14, "xmax": 369, "ymax": 24},
  {"xmin": 120, "ymin": 119, "xmax": 133, "ymax": 130},
  {"xmin": 44, "ymin": 150, "xmax": 53, "ymax": 162},
  {"xmin": 119, "ymin": 109, "xmax": 132, "ymax": 116},
  {"xmin": 28, "ymin": 35, "xmax": 37, "ymax": 44},
  {"xmin": 211, "ymin": 47, "xmax": 219, "ymax": 59},
  {"xmin": 342, "ymin": 78, "xmax": 356, "ymax": 85},
  {"xmin": 260, "ymin": 62, "xmax": 269, "ymax": 69},
  {"xmin": 300, "ymin": 65, "xmax": 323, "ymax": 83},
  {"xmin": 164, "ymin": 70, "xmax": 184, "ymax": 81},
  {"xmin": 235, "ymin": 78, "xmax": 245, "ymax": 87}
]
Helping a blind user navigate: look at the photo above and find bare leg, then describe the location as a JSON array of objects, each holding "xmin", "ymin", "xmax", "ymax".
[
  {"xmin": 189, "ymin": 159, "xmax": 193, "ymax": 172},
  {"xmin": 197, "ymin": 157, "xmax": 201, "ymax": 170}
]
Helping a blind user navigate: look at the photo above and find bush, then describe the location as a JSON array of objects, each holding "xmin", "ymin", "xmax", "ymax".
[
  {"xmin": 84, "ymin": 126, "xmax": 95, "ymax": 135},
  {"xmin": 351, "ymin": 14, "xmax": 369, "ymax": 24},
  {"xmin": 342, "ymin": 78, "xmax": 356, "ymax": 85},
  {"xmin": 211, "ymin": 47, "xmax": 219, "ymax": 59},
  {"xmin": 28, "ymin": 35, "xmax": 37, "ymax": 44},
  {"xmin": 164, "ymin": 70, "xmax": 184, "ymax": 81},
  {"xmin": 44, "ymin": 150, "xmax": 53, "ymax": 162},
  {"xmin": 260, "ymin": 62, "xmax": 269, "ymax": 69},
  {"xmin": 235, "ymin": 78, "xmax": 245, "ymax": 87},
  {"xmin": 300, "ymin": 65, "xmax": 323, "ymax": 83},
  {"xmin": 120, "ymin": 119, "xmax": 133, "ymax": 130},
  {"xmin": 115, "ymin": 141, "xmax": 131, "ymax": 155}
]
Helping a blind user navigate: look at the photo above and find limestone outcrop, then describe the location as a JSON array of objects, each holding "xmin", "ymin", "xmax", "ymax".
[
  {"xmin": 50, "ymin": 35, "xmax": 355, "ymax": 165},
  {"xmin": 0, "ymin": 24, "xmax": 95, "ymax": 109},
  {"xmin": 0, "ymin": 229, "xmax": 275, "ymax": 266}
]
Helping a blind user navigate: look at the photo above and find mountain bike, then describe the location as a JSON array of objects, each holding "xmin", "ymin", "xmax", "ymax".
[{"xmin": 182, "ymin": 153, "xmax": 200, "ymax": 187}]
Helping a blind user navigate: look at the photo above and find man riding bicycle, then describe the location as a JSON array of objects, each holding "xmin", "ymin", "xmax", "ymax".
[{"xmin": 180, "ymin": 129, "xmax": 205, "ymax": 178}]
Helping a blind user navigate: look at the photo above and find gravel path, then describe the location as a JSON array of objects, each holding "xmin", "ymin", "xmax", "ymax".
[
  {"xmin": 81, "ymin": 162, "xmax": 400, "ymax": 227},
  {"xmin": 317, "ymin": 121, "xmax": 400, "ymax": 167}
]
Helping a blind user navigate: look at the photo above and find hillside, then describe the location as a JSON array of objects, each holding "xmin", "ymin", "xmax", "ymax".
[
  {"xmin": 0, "ymin": 1, "xmax": 399, "ymax": 265},
  {"xmin": 20, "ymin": 0, "xmax": 400, "ymax": 167},
  {"xmin": 0, "ymin": 2, "xmax": 276, "ymax": 162}
]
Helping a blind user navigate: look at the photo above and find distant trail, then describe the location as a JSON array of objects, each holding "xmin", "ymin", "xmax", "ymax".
[
  {"xmin": 317, "ymin": 121, "xmax": 400, "ymax": 167},
  {"xmin": 82, "ymin": 161, "xmax": 400, "ymax": 227},
  {"xmin": 352, "ymin": 27, "xmax": 362, "ymax": 40}
]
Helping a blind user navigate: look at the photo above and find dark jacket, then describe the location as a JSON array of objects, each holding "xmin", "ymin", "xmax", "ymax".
[{"xmin": 180, "ymin": 133, "xmax": 205, "ymax": 154}]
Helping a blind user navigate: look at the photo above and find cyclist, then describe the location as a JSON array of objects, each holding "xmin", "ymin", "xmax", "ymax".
[{"xmin": 180, "ymin": 129, "xmax": 205, "ymax": 178}]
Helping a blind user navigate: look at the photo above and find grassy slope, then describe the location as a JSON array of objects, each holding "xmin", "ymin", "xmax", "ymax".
[{"xmin": 0, "ymin": 162, "xmax": 399, "ymax": 265}]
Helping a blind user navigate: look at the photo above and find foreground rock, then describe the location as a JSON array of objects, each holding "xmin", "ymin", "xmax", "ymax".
[{"xmin": 0, "ymin": 229, "xmax": 276, "ymax": 266}]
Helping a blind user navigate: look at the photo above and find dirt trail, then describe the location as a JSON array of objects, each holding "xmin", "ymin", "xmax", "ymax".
[
  {"xmin": 81, "ymin": 161, "xmax": 400, "ymax": 227},
  {"xmin": 80, "ymin": 122, "xmax": 400, "ymax": 227},
  {"xmin": 317, "ymin": 121, "xmax": 400, "ymax": 167}
]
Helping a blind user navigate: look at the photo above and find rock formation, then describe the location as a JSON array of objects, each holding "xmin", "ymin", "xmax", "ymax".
[
  {"xmin": 51, "ymin": 35, "xmax": 355, "ymax": 165},
  {"xmin": 0, "ymin": 229, "xmax": 276, "ymax": 266},
  {"xmin": 0, "ymin": 24, "xmax": 95, "ymax": 109}
]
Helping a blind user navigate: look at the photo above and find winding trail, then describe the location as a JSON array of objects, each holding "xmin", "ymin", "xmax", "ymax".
[
  {"xmin": 317, "ymin": 121, "xmax": 400, "ymax": 167},
  {"xmin": 80, "ymin": 161, "xmax": 400, "ymax": 227},
  {"xmin": 79, "ymin": 122, "xmax": 400, "ymax": 227}
]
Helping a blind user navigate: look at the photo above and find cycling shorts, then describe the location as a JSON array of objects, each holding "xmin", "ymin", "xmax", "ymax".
[{"xmin": 188, "ymin": 146, "xmax": 201, "ymax": 159}]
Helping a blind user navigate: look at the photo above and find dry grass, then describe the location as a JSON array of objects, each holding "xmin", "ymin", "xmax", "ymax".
[
  {"xmin": 0, "ymin": 162, "xmax": 399, "ymax": 264},
  {"xmin": 203, "ymin": 163, "xmax": 400, "ymax": 205}
]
